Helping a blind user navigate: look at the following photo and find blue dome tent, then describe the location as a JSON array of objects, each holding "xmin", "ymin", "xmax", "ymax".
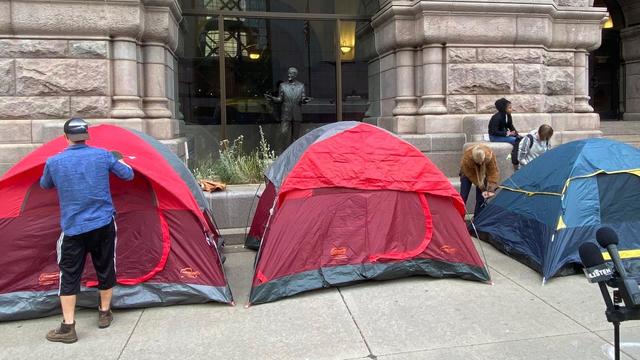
[{"xmin": 473, "ymin": 138, "xmax": 640, "ymax": 282}]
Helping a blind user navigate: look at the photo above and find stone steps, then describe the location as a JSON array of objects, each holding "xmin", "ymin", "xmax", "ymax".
[
  {"xmin": 600, "ymin": 121, "xmax": 640, "ymax": 135},
  {"xmin": 600, "ymin": 121, "xmax": 640, "ymax": 148},
  {"xmin": 601, "ymin": 135, "xmax": 640, "ymax": 148}
]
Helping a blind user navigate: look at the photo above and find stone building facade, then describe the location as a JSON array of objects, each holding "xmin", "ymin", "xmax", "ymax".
[
  {"xmin": 0, "ymin": 0, "xmax": 182, "ymax": 175},
  {"xmin": 0, "ymin": 0, "xmax": 637, "ymax": 176}
]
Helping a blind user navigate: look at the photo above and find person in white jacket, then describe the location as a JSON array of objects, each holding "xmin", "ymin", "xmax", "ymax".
[{"xmin": 518, "ymin": 124, "xmax": 554, "ymax": 167}]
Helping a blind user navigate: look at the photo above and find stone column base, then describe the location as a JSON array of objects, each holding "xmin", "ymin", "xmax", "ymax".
[
  {"xmin": 145, "ymin": 118, "xmax": 181, "ymax": 140},
  {"xmin": 143, "ymin": 97, "xmax": 173, "ymax": 118},
  {"xmin": 376, "ymin": 115, "xmax": 417, "ymax": 134},
  {"xmin": 111, "ymin": 96, "xmax": 146, "ymax": 118}
]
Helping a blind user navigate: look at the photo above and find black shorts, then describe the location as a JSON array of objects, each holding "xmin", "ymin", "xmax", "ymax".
[{"xmin": 57, "ymin": 219, "xmax": 117, "ymax": 296}]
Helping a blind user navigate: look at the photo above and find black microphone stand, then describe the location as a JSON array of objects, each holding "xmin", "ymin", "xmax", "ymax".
[{"xmin": 597, "ymin": 282, "xmax": 640, "ymax": 360}]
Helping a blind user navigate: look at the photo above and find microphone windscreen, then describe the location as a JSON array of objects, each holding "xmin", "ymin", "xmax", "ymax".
[
  {"xmin": 596, "ymin": 227, "xmax": 619, "ymax": 247},
  {"xmin": 579, "ymin": 242, "xmax": 605, "ymax": 268}
]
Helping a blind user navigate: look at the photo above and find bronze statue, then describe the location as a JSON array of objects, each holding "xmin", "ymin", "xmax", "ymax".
[{"xmin": 265, "ymin": 67, "xmax": 311, "ymax": 145}]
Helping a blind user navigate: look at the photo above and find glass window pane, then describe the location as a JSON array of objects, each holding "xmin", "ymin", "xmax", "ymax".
[
  {"xmin": 224, "ymin": 18, "xmax": 336, "ymax": 153},
  {"xmin": 180, "ymin": 0, "xmax": 380, "ymax": 15},
  {"xmin": 341, "ymin": 21, "xmax": 374, "ymax": 121},
  {"xmin": 179, "ymin": 16, "xmax": 222, "ymax": 159}
]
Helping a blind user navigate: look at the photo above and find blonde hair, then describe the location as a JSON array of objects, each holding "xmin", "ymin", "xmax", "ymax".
[
  {"xmin": 471, "ymin": 146, "xmax": 491, "ymax": 190},
  {"xmin": 472, "ymin": 146, "xmax": 486, "ymax": 164}
]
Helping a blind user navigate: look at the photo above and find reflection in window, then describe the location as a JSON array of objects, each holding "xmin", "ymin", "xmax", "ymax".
[
  {"xmin": 199, "ymin": 17, "xmax": 267, "ymax": 60},
  {"xmin": 202, "ymin": 0, "xmax": 245, "ymax": 10}
]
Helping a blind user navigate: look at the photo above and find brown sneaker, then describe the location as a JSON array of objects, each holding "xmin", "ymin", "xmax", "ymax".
[
  {"xmin": 46, "ymin": 321, "xmax": 77, "ymax": 344},
  {"xmin": 98, "ymin": 308, "xmax": 113, "ymax": 328}
]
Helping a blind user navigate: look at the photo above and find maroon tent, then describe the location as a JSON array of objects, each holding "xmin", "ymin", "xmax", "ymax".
[
  {"xmin": 246, "ymin": 122, "xmax": 490, "ymax": 304},
  {"xmin": 0, "ymin": 125, "xmax": 232, "ymax": 321}
]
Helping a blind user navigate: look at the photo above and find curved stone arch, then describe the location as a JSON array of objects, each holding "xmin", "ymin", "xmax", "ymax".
[
  {"xmin": 600, "ymin": 0, "xmax": 626, "ymax": 29},
  {"xmin": 591, "ymin": 0, "xmax": 640, "ymax": 121}
]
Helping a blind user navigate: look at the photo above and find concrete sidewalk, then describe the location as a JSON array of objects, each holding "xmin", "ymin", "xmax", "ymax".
[{"xmin": 1, "ymin": 239, "xmax": 639, "ymax": 360}]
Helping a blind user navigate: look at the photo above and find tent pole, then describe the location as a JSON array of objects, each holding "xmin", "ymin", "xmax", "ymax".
[{"xmin": 470, "ymin": 220, "xmax": 493, "ymax": 283}]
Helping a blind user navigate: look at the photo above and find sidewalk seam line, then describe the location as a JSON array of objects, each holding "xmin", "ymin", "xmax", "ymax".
[
  {"xmin": 489, "ymin": 265, "xmax": 593, "ymax": 332},
  {"xmin": 337, "ymin": 287, "xmax": 375, "ymax": 359},
  {"xmin": 487, "ymin": 265, "xmax": 640, "ymax": 358},
  {"xmin": 117, "ymin": 309, "xmax": 145, "ymax": 360}
]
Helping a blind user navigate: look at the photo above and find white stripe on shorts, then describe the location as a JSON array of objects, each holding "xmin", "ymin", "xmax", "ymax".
[{"xmin": 56, "ymin": 232, "xmax": 64, "ymax": 296}]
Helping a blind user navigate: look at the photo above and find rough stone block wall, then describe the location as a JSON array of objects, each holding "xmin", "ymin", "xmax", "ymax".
[
  {"xmin": 445, "ymin": 47, "xmax": 578, "ymax": 115},
  {"xmin": 0, "ymin": 39, "xmax": 111, "ymax": 133},
  {"xmin": 0, "ymin": 0, "xmax": 184, "ymax": 176},
  {"xmin": 0, "ymin": 39, "xmax": 110, "ymax": 173}
]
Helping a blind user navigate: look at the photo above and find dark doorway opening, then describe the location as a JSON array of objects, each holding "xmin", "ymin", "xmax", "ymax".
[{"xmin": 590, "ymin": 0, "xmax": 625, "ymax": 120}]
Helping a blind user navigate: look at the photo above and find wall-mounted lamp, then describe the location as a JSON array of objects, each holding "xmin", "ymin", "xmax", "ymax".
[
  {"xmin": 603, "ymin": 17, "xmax": 614, "ymax": 29},
  {"xmin": 339, "ymin": 21, "xmax": 356, "ymax": 60},
  {"xmin": 249, "ymin": 51, "xmax": 261, "ymax": 60}
]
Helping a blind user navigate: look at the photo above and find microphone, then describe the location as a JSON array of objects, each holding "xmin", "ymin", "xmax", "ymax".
[
  {"xmin": 579, "ymin": 242, "xmax": 613, "ymax": 283},
  {"xmin": 596, "ymin": 227, "xmax": 640, "ymax": 307},
  {"xmin": 580, "ymin": 242, "xmax": 615, "ymax": 309}
]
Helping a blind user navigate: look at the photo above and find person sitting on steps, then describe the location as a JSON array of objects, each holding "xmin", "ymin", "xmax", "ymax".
[{"xmin": 488, "ymin": 98, "xmax": 520, "ymax": 146}]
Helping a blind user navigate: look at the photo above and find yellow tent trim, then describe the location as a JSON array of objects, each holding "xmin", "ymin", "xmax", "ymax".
[
  {"xmin": 500, "ymin": 168, "xmax": 640, "ymax": 197},
  {"xmin": 497, "ymin": 186, "xmax": 562, "ymax": 197},
  {"xmin": 602, "ymin": 249, "xmax": 640, "ymax": 261},
  {"xmin": 562, "ymin": 168, "xmax": 640, "ymax": 194}
]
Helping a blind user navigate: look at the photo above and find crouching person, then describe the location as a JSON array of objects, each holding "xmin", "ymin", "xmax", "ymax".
[
  {"xmin": 518, "ymin": 124, "xmax": 554, "ymax": 168},
  {"xmin": 460, "ymin": 145, "xmax": 500, "ymax": 218},
  {"xmin": 40, "ymin": 118, "xmax": 134, "ymax": 343}
]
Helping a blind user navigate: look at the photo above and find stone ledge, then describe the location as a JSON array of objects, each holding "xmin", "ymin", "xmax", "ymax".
[
  {"xmin": 0, "ymin": 120, "xmax": 32, "ymax": 144},
  {"xmin": 557, "ymin": 130, "xmax": 602, "ymax": 143},
  {"xmin": 0, "ymin": 143, "xmax": 39, "ymax": 163},
  {"xmin": 401, "ymin": 133, "xmax": 466, "ymax": 152},
  {"xmin": 39, "ymin": 119, "xmax": 146, "ymax": 143},
  {"xmin": 0, "ymin": 163, "xmax": 12, "ymax": 177},
  {"xmin": 423, "ymin": 150, "xmax": 463, "ymax": 178},
  {"xmin": 205, "ymin": 184, "xmax": 263, "ymax": 230}
]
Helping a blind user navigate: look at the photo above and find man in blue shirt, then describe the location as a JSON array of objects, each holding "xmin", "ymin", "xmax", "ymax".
[{"xmin": 40, "ymin": 118, "xmax": 134, "ymax": 343}]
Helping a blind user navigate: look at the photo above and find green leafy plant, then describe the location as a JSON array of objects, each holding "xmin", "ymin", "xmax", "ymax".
[{"xmin": 191, "ymin": 126, "xmax": 276, "ymax": 184}]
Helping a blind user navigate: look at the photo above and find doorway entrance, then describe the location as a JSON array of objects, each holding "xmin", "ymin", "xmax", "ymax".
[{"xmin": 590, "ymin": 0, "xmax": 624, "ymax": 120}]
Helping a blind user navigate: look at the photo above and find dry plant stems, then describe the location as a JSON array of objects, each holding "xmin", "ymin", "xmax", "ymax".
[{"xmin": 191, "ymin": 126, "xmax": 276, "ymax": 184}]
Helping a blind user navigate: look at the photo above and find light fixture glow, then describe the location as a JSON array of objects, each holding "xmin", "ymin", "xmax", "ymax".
[
  {"xmin": 249, "ymin": 52, "xmax": 260, "ymax": 60},
  {"xmin": 339, "ymin": 21, "xmax": 356, "ymax": 60},
  {"xmin": 603, "ymin": 17, "xmax": 614, "ymax": 29}
]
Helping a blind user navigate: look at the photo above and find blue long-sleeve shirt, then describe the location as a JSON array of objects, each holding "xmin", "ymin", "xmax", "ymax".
[{"xmin": 40, "ymin": 144, "xmax": 134, "ymax": 236}]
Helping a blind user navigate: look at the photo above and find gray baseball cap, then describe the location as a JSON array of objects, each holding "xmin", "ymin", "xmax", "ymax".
[{"xmin": 63, "ymin": 117, "xmax": 90, "ymax": 141}]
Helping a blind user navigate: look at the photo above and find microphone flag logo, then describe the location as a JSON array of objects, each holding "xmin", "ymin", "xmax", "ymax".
[{"xmin": 584, "ymin": 263, "xmax": 614, "ymax": 283}]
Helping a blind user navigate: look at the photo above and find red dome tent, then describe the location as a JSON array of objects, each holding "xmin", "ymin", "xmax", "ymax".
[
  {"xmin": 246, "ymin": 122, "xmax": 490, "ymax": 304},
  {"xmin": 0, "ymin": 125, "xmax": 232, "ymax": 321}
]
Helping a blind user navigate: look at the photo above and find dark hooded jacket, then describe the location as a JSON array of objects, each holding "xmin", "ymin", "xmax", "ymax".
[{"xmin": 488, "ymin": 98, "xmax": 517, "ymax": 137}]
